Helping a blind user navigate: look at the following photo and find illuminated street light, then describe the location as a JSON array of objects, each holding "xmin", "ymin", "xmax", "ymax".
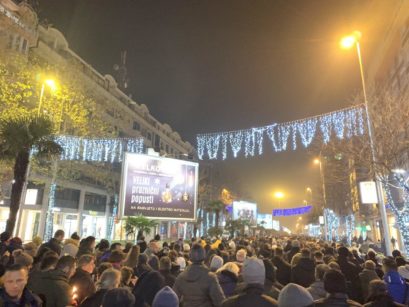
[
  {"xmin": 274, "ymin": 191, "xmax": 284, "ymax": 199},
  {"xmin": 306, "ymin": 187, "xmax": 312, "ymax": 193},
  {"xmin": 340, "ymin": 31, "xmax": 362, "ymax": 49},
  {"xmin": 38, "ymin": 78, "xmax": 57, "ymax": 116},
  {"xmin": 313, "ymin": 158, "xmax": 321, "ymax": 165}
]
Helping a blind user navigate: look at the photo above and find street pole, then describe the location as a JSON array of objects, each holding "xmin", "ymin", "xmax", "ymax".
[
  {"xmin": 356, "ymin": 41, "xmax": 392, "ymax": 255},
  {"xmin": 318, "ymin": 155, "xmax": 328, "ymax": 241}
]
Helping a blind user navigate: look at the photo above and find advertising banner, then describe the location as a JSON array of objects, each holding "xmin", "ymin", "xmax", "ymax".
[
  {"xmin": 359, "ymin": 181, "xmax": 379, "ymax": 204},
  {"xmin": 119, "ymin": 153, "xmax": 198, "ymax": 220},
  {"xmin": 232, "ymin": 201, "xmax": 257, "ymax": 226},
  {"xmin": 257, "ymin": 214, "xmax": 273, "ymax": 229}
]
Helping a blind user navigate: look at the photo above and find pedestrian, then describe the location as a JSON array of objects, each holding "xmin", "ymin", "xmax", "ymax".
[
  {"xmin": 133, "ymin": 271, "xmax": 165, "ymax": 307},
  {"xmin": 277, "ymin": 283, "xmax": 314, "ymax": 307},
  {"xmin": 76, "ymin": 236, "xmax": 96, "ymax": 259},
  {"xmin": 158, "ymin": 256, "xmax": 176, "ymax": 287},
  {"xmin": 382, "ymin": 257, "xmax": 407, "ymax": 304},
  {"xmin": 102, "ymin": 288, "xmax": 135, "ymax": 307},
  {"xmin": 307, "ymin": 264, "xmax": 330, "ymax": 300},
  {"xmin": 216, "ymin": 262, "xmax": 239, "ymax": 298},
  {"xmin": 37, "ymin": 230, "xmax": 64, "ymax": 256},
  {"xmin": 337, "ymin": 246, "xmax": 363, "ymax": 302},
  {"xmin": 95, "ymin": 239, "xmax": 109, "ymax": 265},
  {"xmin": 263, "ymin": 259, "xmax": 281, "ymax": 300},
  {"xmin": 62, "ymin": 232, "xmax": 80, "ymax": 258},
  {"xmin": 123, "ymin": 245, "xmax": 139, "ymax": 268},
  {"xmin": 0, "ymin": 264, "xmax": 42, "ymax": 307},
  {"xmin": 359, "ymin": 260, "xmax": 380, "ymax": 300},
  {"xmin": 69, "ymin": 254, "xmax": 96, "ymax": 304},
  {"xmin": 173, "ymin": 243, "xmax": 225, "ymax": 307},
  {"xmin": 364, "ymin": 279, "xmax": 404, "ymax": 307},
  {"xmin": 222, "ymin": 257, "xmax": 277, "ymax": 306},
  {"xmin": 134, "ymin": 253, "xmax": 152, "ymax": 278},
  {"xmin": 272, "ymin": 247, "xmax": 291, "ymax": 286},
  {"xmin": 291, "ymin": 248, "xmax": 315, "ymax": 287}
]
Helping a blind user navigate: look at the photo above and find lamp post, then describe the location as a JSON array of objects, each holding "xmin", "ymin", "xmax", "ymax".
[
  {"xmin": 314, "ymin": 156, "xmax": 328, "ymax": 240},
  {"xmin": 341, "ymin": 31, "xmax": 392, "ymax": 255},
  {"xmin": 38, "ymin": 79, "xmax": 56, "ymax": 116}
]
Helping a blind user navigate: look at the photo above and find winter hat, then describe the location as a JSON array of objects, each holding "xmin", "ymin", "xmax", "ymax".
[
  {"xmin": 210, "ymin": 255, "xmax": 224, "ymax": 271},
  {"xmin": 102, "ymin": 288, "xmax": 135, "ymax": 307},
  {"xmin": 176, "ymin": 256, "xmax": 186, "ymax": 271},
  {"xmin": 183, "ymin": 243, "xmax": 190, "ymax": 252},
  {"xmin": 236, "ymin": 249, "xmax": 247, "ymax": 262},
  {"xmin": 152, "ymin": 286, "xmax": 179, "ymax": 307},
  {"xmin": 190, "ymin": 244, "xmax": 205, "ymax": 263},
  {"xmin": 278, "ymin": 283, "xmax": 314, "ymax": 307},
  {"xmin": 242, "ymin": 257, "xmax": 265, "ymax": 285}
]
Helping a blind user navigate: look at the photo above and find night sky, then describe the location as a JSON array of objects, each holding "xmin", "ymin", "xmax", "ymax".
[{"xmin": 37, "ymin": 0, "xmax": 394, "ymax": 230}]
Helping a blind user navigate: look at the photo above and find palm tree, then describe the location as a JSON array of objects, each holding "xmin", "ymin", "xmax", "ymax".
[
  {"xmin": 0, "ymin": 114, "xmax": 61, "ymax": 233},
  {"xmin": 124, "ymin": 215, "xmax": 158, "ymax": 243},
  {"xmin": 206, "ymin": 200, "xmax": 225, "ymax": 229}
]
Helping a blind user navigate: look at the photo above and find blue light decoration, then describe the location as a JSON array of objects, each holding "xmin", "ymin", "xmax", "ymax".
[
  {"xmin": 196, "ymin": 105, "xmax": 366, "ymax": 160},
  {"xmin": 54, "ymin": 135, "xmax": 144, "ymax": 162},
  {"xmin": 345, "ymin": 214, "xmax": 355, "ymax": 245},
  {"xmin": 324, "ymin": 208, "xmax": 340, "ymax": 242},
  {"xmin": 272, "ymin": 205, "xmax": 312, "ymax": 217},
  {"xmin": 44, "ymin": 183, "xmax": 56, "ymax": 241}
]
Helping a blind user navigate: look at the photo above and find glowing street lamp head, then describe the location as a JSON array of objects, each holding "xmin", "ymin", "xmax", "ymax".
[
  {"xmin": 306, "ymin": 187, "xmax": 312, "ymax": 193},
  {"xmin": 44, "ymin": 79, "xmax": 57, "ymax": 91},
  {"xmin": 274, "ymin": 191, "xmax": 284, "ymax": 199},
  {"xmin": 313, "ymin": 158, "xmax": 320, "ymax": 165},
  {"xmin": 340, "ymin": 31, "xmax": 362, "ymax": 49}
]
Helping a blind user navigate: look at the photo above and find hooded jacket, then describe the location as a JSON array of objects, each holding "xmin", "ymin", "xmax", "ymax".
[
  {"xmin": 217, "ymin": 270, "xmax": 238, "ymax": 298},
  {"xmin": 291, "ymin": 257, "xmax": 315, "ymax": 287},
  {"xmin": 383, "ymin": 271, "xmax": 407, "ymax": 304},
  {"xmin": 29, "ymin": 269, "xmax": 71, "ymax": 307},
  {"xmin": 173, "ymin": 263, "xmax": 225, "ymax": 307},
  {"xmin": 307, "ymin": 280, "xmax": 327, "ymax": 300},
  {"xmin": 271, "ymin": 256, "xmax": 291, "ymax": 286}
]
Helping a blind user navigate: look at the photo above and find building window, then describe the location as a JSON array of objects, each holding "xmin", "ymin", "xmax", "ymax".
[
  {"xmin": 133, "ymin": 121, "xmax": 140, "ymax": 130},
  {"xmin": 84, "ymin": 193, "xmax": 107, "ymax": 212},
  {"xmin": 55, "ymin": 187, "xmax": 80, "ymax": 209}
]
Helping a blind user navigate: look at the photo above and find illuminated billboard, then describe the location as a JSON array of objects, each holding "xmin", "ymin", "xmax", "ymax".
[
  {"xmin": 257, "ymin": 214, "xmax": 273, "ymax": 229},
  {"xmin": 233, "ymin": 201, "xmax": 257, "ymax": 225},
  {"xmin": 119, "ymin": 153, "xmax": 198, "ymax": 220}
]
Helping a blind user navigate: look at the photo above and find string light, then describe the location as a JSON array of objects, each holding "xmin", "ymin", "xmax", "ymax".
[
  {"xmin": 197, "ymin": 105, "xmax": 366, "ymax": 160},
  {"xmin": 345, "ymin": 214, "xmax": 355, "ymax": 245},
  {"xmin": 272, "ymin": 205, "xmax": 312, "ymax": 217},
  {"xmin": 324, "ymin": 208, "xmax": 340, "ymax": 242},
  {"xmin": 44, "ymin": 183, "xmax": 56, "ymax": 241}
]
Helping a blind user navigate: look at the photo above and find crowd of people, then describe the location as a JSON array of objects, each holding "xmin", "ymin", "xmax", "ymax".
[{"xmin": 0, "ymin": 229, "xmax": 407, "ymax": 306}]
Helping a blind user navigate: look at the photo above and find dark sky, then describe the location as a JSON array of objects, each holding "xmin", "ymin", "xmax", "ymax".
[{"xmin": 37, "ymin": 0, "xmax": 394, "ymax": 230}]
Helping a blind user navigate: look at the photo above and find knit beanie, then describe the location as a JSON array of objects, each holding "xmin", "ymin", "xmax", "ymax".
[
  {"xmin": 210, "ymin": 255, "xmax": 224, "ymax": 271},
  {"xmin": 242, "ymin": 257, "xmax": 265, "ymax": 285},
  {"xmin": 152, "ymin": 286, "xmax": 179, "ymax": 307},
  {"xmin": 102, "ymin": 288, "xmax": 135, "ymax": 307},
  {"xmin": 278, "ymin": 283, "xmax": 314, "ymax": 307},
  {"xmin": 190, "ymin": 244, "xmax": 205, "ymax": 263}
]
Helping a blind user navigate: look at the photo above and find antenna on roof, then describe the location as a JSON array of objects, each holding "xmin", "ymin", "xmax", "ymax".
[{"xmin": 113, "ymin": 50, "xmax": 130, "ymax": 91}]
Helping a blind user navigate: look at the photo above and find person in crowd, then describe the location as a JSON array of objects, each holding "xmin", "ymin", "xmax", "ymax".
[
  {"xmin": 102, "ymin": 288, "xmax": 135, "ymax": 307},
  {"xmin": 337, "ymin": 246, "xmax": 363, "ymax": 302},
  {"xmin": 328, "ymin": 261, "xmax": 341, "ymax": 272},
  {"xmin": 123, "ymin": 242, "xmax": 133, "ymax": 254},
  {"xmin": 263, "ymin": 259, "xmax": 281, "ymax": 300},
  {"xmin": 76, "ymin": 236, "xmax": 96, "ymax": 259},
  {"xmin": 80, "ymin": 268, "xmax": 120, "ymax": 307},
  {"xmin": 9, "ymin": 237, "xmax": 24, "ymax": 254},
  {"xmin": 99, "ymin": 243, "xmax": 122, "ymax": 263},
  {"xmin": 286, "ymin": 240, "xmax": 300, "ymax": 263},
  {"xmin": 291, "ymin": 248, "xmax": 315, "ymax": 287},
  {"xmin": 13, "ymin": 250, "xmax": 34, "ymax": 271},
  {"xmin": 314, "ymin": 269, "xmax": 362, "ymax": 307},
  {"xmin": 222, "ymin": 257, "xmax": 277, "ymax": 306},
  {"xmin": 152, "ymin": 286, "xmax": 179, "ymax": 307},
  {"xmin": 123, "ymin": 245, "xmax": 139, "ymax": 268},
  {"xmin": 0, "ymin": 232, "xmax": 12, "ymax": 257},
  {"xmin": 30, "ymin": 255, "xmax": 76, "ymax": 307},
  {"xmin": 278, "ymin": 283, "xmax": 314, "ymax": 307},
  {"xmin": 359, "ymin": 260, "xmax": 381, "ymax": 300},
  {"xmin": 133, "ymin": 270, "xmax": 165, "ymax": 307},
  {"xmin": 235, "ymin": 249, "xmax": 247, "ymax": 270},
  {"xmin": 314, "ymin": 251, "xmax": 324, "ymax": 265},
  {"xmin": 37, "ymin": 230, "xmax": 64, "ymax": 256},
  {"xmin": 134, "ymin": 253, "xmax": 152, "ymax": 278},
  {"xmin": 367, "ymin": 250, "xmax": 384, "ymax": 279},
  {"xmin": 96, "ymin": 262, "xmax": 113, "ymax": 281},
  {"xmin": 159, "ymin": 256, "xmax": 176, "ymax": 287},
  {"xmin": 382, "ymin": 257, "xmax": 407, "ymax": 304},
  {"xmin": 62, "ymin": 232, "xmax": 80, "ymax": 258},
  {"xmin": 120, "ymin": 266, "xmax": 134, "ymax": 291},
  {"xmin": 173, "ymin": 244, "xmax": 225, "ymax": 307},
  {"xmin": 307, "ymin": 263, "xmax": 330, "ymax": 300},
  {"xmin": 216, "ymin": 262, "xmax": 239, "ymax": 298},
  {"xmin": 137, "ymin": 236, "xmax": 148, "ymax": 253},
  {"xmin": 397, "ymin": 257, "xmax": 409, "ymax": 281},
  {"xmin": 144, "ymin": 241, "xmax": 160, "ymax": 270},
  {"xmin": 28, "ymin": 252, "xmax": 59, "ymax": 290},
  {"xmin": 364, "ymin": 279, "xmax": 404, "ymax": 307},
  {"xmin": 272, "ymin": 247, "xmax": 291, "ymax": 286},
  {"xmin": 210, "ymin": 255, "xmax": 224, "ymax": 273},
  {"xmin": 108, "ymin": 250, "xmax": 125, "ymax": 270},
  {"xmin": 23, "ymin": 242, "xmax": 38, "ymax": 259},
  {"xmin": 95, "ymin": 239, "xmax": 110, "ymax": 265},
  {"xmin": 176, "ymin": 254, "xmax": 187, "ymax": 273},
  {"xmin": 69, "ymin": 254, "xmax": 96, "ymax": 304}
]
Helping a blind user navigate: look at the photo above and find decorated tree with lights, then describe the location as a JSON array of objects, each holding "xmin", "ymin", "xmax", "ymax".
[{"xmin": 205, "ymin": 200, "xmax": 226, "ymax": 229}]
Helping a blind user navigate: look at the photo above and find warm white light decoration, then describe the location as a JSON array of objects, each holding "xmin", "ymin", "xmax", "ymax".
[
  {"xmin": 197, "ymin": 105, "xmax": 365, "ymax": 160},
  {"xmin": 324, "ymin": 208, "xmax": 340, "ymax": 242},
  {"xmin": 54, "ymin": 135, "xmax": 144, "ymax": 163}
]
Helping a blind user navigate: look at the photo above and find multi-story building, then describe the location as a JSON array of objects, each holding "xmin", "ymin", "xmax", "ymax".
[{"xmin": 0, "ymin": 0, "xmax": 196, "ymax": 241}]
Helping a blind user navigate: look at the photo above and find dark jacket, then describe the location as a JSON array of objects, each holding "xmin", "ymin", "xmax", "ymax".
[
  {"xmin": 159, "ymin": 269, "xmax": 176, "ymax": 287},
  {"xmin": 37, "ymin": 238, "xmax": 62, "ymax": 256},
  {"xmin": 133, "ymin": 271, "xmax": 165, "ymax": 307},
  {"xmin": 359, "ymin": 269, "xmax": 380, "ymax": 300},
  {"xmin": 69, "ymin": 268, "xmax": 96, "ymax": 304},
  {"xmin": 79, "ymin": 289, "xmax": 108, "ymax": 307},
  {"xmin": 134, "ymin": 263, "xmax": 152, "ymax": 278},
  {"xmin": 29, "ymin": 269, "xmax": 71, "ymax": 307},
  {"xmin": 337, "ymin": 256, "xmax": 363, "ymax": 302},
  {"xmin": 364, "ymin": 294, "xmax": 405, "ymax": 307},
  {"xmin": 383, "ymin": 271, "xmax": 407, "ymax": 304},
  {"xmin": 315, "ymin": 293, "xmax": 362, "ymax": 307},
  {"xmin": 271, "ymin": 256, "xmax": 291, "ymax": 286},
  {"xmin": 217, "ymin": 270, "xmax": 238, "ymax": 298},
  {"xmin": 0, "ymin": 287, "xmax": 42, "ymax": 307},
  {"xmin": 291, "ymin": 257, "xmax": 315, "ymax": 287},
  {"xmin": 222, "ymin": 284, "xmax": 278, "ymax": 307},
  {"xmin": 286, "ymin": 247, "xmax": 300, "ymax": 263},
  {"xmin": 173, "ymin": 263, "xmax": 225, "ymax": 307}
]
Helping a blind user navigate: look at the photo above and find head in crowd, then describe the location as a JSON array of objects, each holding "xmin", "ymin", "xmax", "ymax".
[
  {"xmin": 80, "ymin": 236, "xmax": 96, "ymax": 250},
  {"xmin": 124, "ymin": 245, "xmax": 140, "ymax": 268},
  {"xmin": 148, "ymin": 241, "xmax": 160, "ymax": 254},
  {"xmin": 236, "ymin": 249, "xmax": 247, "ymax": 263},
  {"xmin": 12, "ymin": 250, "xmax": 33, "ymax": 270},
  {"xmin": 0, "ymin": 231, "xmax": 11, "ymax": 244},
  {"xmin": 97, "ymin": 239, "xmax": 110, "ymax": 251},
  {"xmin": 70, "ymin": 232, "xmax": 80, "ymax": 241},
  {"xmin": 190, "ymin": 244, "xmax": 206, "ymax": 264},
  {"xmin": 364, "ymin": 260, "xmax": 376, "ymax": 271},
  {"xmin": 53, "ymin": 229, "xmax": 65, "ymax": 242},
  {"xmin": 315, "ymin": 264, "xmax": 330, "ymax": 281},
  {"xmin": 2, "ymin": 264, "xmax": 28, "ymax": 301},
  {"xmin": 159, "ymin": 256, "xmax": 172, "ymax": 271},
  {"xmin": 78, "ymin": 254, "xmax": 95, "ymax": 273},
  {"xmin": 56, "ymin": 255, "xmax": 76, "ymax": 279},
  {"xmin": 120, "ymin": 266, "xmax": 133, "ymax": 286},
  {"xmin": 278, "ymin": 283, "xmax": 314, "ymax": 307},
  {"xmin": 97, "ymin": 268, "xmax": 121, "ymax": 290},
  {"xmin": 382, "ymin": 257, "xmax": 398, "ymax": 273},
  {"xmin": 242, "ymin": 257, "xmax": 265, "ymax": 285},
  {"xmin": 216, "ymin": 262, "xmax": 240, "ymax": 276},
  {"xmin": 323, "ymin": 269, "xmax": 347, "ymax": 294},
  {"xmin": 274, "ymin": 247, "xmax": 284, "ymax": 257},
  {"xmin": 395, "ymin": 256, "xmax": 406, "ymax": 267},
  {"xmin": 32, "ymin": 236, "xmax": 42, "ymax": 247},
  {"xmin": 102, "ymin": 288, "xmax": 135, "ymax": 307},
  {"xmin": 23, "ymin": 242, "xmax": 37, "ymax": 258},
  {"xmin": 291, "ymin": 240, "xmax": 300, "ymax": 248},
  {"xmin": 210, "ymin": 255, "xmax": 224, "ymax": 272},
  {"xmin": 328, "ymin": 261, "xmax": 341, "ymax": 271},
  {"xmin": 110, "ymin": 243, "xmax": 122, "ymax": 251},
  {"xmin": 97, "ymin": 263, "xmax": 113, "ymax": 280},
  {"xmin": 337, "ymin": 246, "xmax": 349, "ymax": 258},
  {"xmin": 109, "ymin": 250, "xmax": 125, "ymax": 264},
  {"xmin": 176, "ymin": 255, "xmax": 186, "ymax": 271},
  {"xmin": 183, "ymin": 243, "xmax": 190, "ymax": 252},
  {"xmin": 152, "ymin": 286, "xmax": 179, "ymax": 307},
  {"xmin": 367, "ymin": 280, "xmax": 388, "ymax": 299},
  {"xmin": 138, "ymin": 253, "xmax": 148, "ymax": 265},
  {"xmin": 301, "ymin": 248, "xmax": 311, "ymax": 258},
  {"xmin": 392, "ymin": 250, "xmax": 402, "ymax": 258},
  {"xmin": 40, "ymin": 252, "xmax": 59, "ymax": 271}
]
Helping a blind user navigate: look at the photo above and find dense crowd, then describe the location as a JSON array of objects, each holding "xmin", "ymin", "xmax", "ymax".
[{"xmin": 0, "ymin": 229, "xmax": 408, "ymax": 307}]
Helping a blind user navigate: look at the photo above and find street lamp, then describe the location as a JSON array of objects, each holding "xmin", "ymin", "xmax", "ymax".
[
  {"xmin": 38, "ymin": 78, "xmax": 57, "ymax": 116},
  {"xmin": 341, "ymin": 31, "xmax": 392, "ymax": 255},
  {"xmin": 274, "ymin": 191, "xmax": 284, "ymax": 206},
  {"xmin": 313, "ymin": 156, "xmax": 327, "ymax": 240}
]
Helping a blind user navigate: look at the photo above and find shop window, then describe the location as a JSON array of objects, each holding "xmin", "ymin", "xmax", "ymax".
[
  {"xmin": 84, "ymin": 193, "xmax": 107, "ymax": 212},
  {"xmin": 55, "ymin": 187, "xmax": 80, "ymax": 209},
  {"xmin": 133, "ymin": 121, "xmax": 140, "ymax": 131}
]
